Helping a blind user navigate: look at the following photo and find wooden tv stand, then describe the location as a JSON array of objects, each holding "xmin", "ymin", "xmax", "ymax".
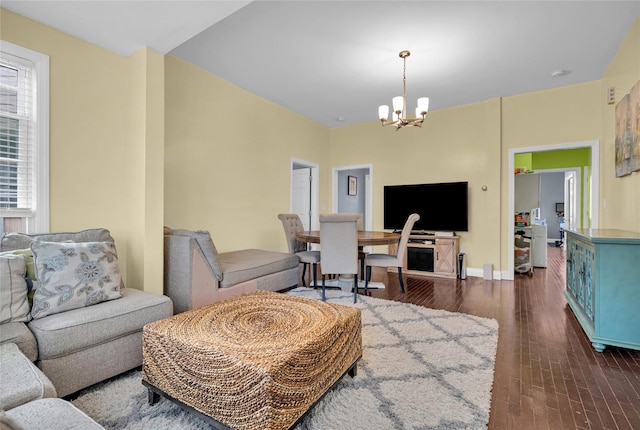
[{"xmin": 389, "ymin": 233, "xmax": 460, "ymax": 279}]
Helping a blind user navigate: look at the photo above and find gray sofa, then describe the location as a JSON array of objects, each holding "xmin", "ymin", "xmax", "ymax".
[
  {"xmin": 164, "ymin": 227, "xmax": 300, "ymax": 314},
  {"xmin": 0, "ymin": 228, "xmax": 173, "ymax": 398},
  {"xmin": 2, "ymin": 398, "xmax": 104, "ymax": 430},
  {"xmin": 0, "ymin": 342, "xmax": 104, "ymax": 429}
]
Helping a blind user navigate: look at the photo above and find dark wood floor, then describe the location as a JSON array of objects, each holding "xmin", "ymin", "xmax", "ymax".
[{"xmin": 301, "ymin": 246, "xmax": 640, "ymax": 429}]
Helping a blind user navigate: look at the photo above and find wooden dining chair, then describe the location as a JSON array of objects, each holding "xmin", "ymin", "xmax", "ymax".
[
  {"xmin": 319, "ymin": 213, "xmax": 359, "ymax": 303},
  {"xmin": 278, "ymin": 214, "xmax": 321, "ymax": 288},
  {"xmin": 364, "ymin": 213, "xmax": 420, "ymax": 294}
]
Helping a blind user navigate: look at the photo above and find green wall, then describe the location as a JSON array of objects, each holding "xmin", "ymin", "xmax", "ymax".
[
  {"xmin": 516, "ymin": 148, "xmax": 592, "ymax": 229},
  {"xmin": 532, "ymin": 148, "xmax": 591, "ymax": 169},
  {"xmin": 514, "ymin": 153, "xmax": 533, "ymax": 171}
]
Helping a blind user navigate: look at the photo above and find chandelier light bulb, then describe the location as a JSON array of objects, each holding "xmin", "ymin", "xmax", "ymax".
[
  {"xmin": 417, "ymin": 97, "xmax": 429, "ymax": 115},
  {"xmin": 378, "ymin": 105, "xmax": 389, "ymax": 120},
  {"xmin": 392, "ymin": 96, "xmax": 404, "ymax": 114}
]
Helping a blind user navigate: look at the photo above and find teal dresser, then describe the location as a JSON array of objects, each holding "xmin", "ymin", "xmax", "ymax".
[{"xmin": 565, "ymin": 229, "xmax": 640, "ymax": 352}]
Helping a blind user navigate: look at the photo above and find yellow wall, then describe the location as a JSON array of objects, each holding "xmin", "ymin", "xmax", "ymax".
[
  {"xmin": 329, "ymin": 99, "xmax": 502, "ymax": 270},
  {"xmin": 2, "ymin": 8, "xmax": 638, "ymax": 285},
  {"xmin": 0, "ymin": 9, "xmax": 164, "ymax": 293},
  {"xmin": 500, "ymin": 82, "xmax": 602, "ymax": 270},
  {"xmin": 601, "ymin": 19, "xmax": 640, "ymax": 232},
  {"xmin": 164, "ymin": 56, "xmax": 330, "ymax": 253},
  {"xmin": 502, "ymin": 82, "xmax": 602, "ymax": 147},
  {"xmin": 128, "ymin": 48, "xmax": 166, "ymax": 294}
]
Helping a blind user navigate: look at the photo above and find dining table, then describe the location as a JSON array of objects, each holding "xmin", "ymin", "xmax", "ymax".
[{"xmin": 296, "ymin": 230, "xmax": 401, "ymax": 290}]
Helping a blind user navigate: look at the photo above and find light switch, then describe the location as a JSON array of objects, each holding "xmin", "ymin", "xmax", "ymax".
[{"xmin": 607, "ymin": 87, "xmax": 615, "ymax": 105}]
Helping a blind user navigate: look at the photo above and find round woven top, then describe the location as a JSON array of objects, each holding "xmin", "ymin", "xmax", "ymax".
[{"xmin": 166, "ymin": 290, "xmax": 349, "ymax": 359}]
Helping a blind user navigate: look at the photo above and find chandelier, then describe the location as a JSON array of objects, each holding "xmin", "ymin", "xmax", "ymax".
[{"xmin": 378, "ymin": 50, "xmax": 429, "ymax": 130}]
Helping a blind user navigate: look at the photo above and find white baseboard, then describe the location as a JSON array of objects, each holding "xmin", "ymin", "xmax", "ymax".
[
  {"xmin": 465, "ymin": 268, "xmax": 483, "ymax": 278},
  {"xmin": 465, "ymin": 267, "xmax": 506, "ymax": 280},
  {"xmin": 499, "ymin": 270, "xmax": 513, "ymax": 281}
]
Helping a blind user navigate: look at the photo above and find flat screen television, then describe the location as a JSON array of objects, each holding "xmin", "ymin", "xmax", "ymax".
[{"xmin": 384, "ymin": 181, "xmax": 468, "ymax": 232}]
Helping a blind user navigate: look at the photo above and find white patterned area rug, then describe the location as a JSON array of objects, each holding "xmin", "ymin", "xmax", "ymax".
[{"xmin": 72, "ymin": 288, "xmax": 499, "ymax": 429}]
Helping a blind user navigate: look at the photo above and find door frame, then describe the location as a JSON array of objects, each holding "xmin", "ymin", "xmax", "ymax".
[
  {"xmin": 564, "ymin": 170, "xmax": 576, "ymax": 233},
  {"xmin": 331, "ymin": 164, "xmax": 373, "ymax": 231},
  {"xmin": 506, "ymin": 140, "xmax": 599, "ymax": 280},
  {"xmin": 290, "ymin": 158, "xmax": 319, "ymax": 230}
]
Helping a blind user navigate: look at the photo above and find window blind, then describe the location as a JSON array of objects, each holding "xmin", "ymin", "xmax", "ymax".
[{"xmin": 0, "ymin": 53, "xmax": 34, "ymax": 216}]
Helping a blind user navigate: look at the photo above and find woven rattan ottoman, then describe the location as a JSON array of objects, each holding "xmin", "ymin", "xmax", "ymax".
[{"xmin": 142, "ymin": 290, "xmax": 362, "ymax": 430}]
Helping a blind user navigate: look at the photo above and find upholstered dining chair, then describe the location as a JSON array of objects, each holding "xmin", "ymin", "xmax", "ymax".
[
  {"xmin": 364, "ymin": 213, "xmax": 420, "ymax": 294},
  {"xmin": 319, "ymin": 213, "xmax": 360, "ymax": 303},
  {"xmin": 278, "ymin": 214, "xmax": 321, "ymax": 288}
]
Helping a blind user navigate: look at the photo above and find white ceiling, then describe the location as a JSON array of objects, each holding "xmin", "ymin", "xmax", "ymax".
[{"xmin": 3, "ymin": 1, "xmax": 639, "ymax": 128}]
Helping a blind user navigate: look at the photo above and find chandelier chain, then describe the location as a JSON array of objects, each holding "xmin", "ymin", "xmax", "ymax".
[{"xmin": 402, "ymin": 55, "xmax": 407, "ymax": 115}]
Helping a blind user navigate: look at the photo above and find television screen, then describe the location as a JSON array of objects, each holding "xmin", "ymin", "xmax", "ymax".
[{"xmin": 384, "ymin": 182, "xmax": 468, "ymax": 232}]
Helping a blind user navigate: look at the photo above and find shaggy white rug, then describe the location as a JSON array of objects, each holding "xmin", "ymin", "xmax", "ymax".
[{"xmin": 72, "ymin": 288, "xmax": 499, "ymax": 429}]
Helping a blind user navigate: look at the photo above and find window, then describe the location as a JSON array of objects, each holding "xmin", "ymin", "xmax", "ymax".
[{"xmin": 0, "ymin": 41, "xmax": 49, "ymax": 234}]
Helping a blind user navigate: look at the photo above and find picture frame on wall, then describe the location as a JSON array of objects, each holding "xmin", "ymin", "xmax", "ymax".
[
  {"xmin": 348, "ymin": 176, "xmax": 357, "ymax": 196},
  {"xmin": 614, "ymin": 79, "xmax": 640, "ymax": 177}
]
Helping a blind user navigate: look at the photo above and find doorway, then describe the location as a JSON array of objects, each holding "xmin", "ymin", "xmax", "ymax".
[
  {"xmin": 535, "ymin": 168, "xmax": 581, "ymax": 239},
  {"xmin": 290, "ymin": 159, "xmax": 319, "ymax": 231},
  {"xmin": 332, "ymin": 164, "xmax": 373, "ymax": 252},
  {"xmin": 331, "ymin": 165, "xmax": 373, "ymax": 230},
  {"xmin": 507, "ymin": 140, "xmax": 599, "ymax": 280}
]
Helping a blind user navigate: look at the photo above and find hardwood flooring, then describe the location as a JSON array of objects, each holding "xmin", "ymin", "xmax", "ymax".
[{"xmin": 301, "ymin": 246, "xmax": 640, "ymax": 429}]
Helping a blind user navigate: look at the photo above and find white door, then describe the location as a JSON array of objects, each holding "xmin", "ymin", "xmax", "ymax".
[
  {"xmin": 292, "ymin": 168, "xmax": 311, "ymax": 230},
  {"xmin": 564, "ymin": 172, "xmax": 576, "ymax": 231}
]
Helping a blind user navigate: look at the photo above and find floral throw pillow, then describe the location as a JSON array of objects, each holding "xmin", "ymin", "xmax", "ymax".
[{"xmin": 30, "ymin": 241, "xmax": 123, "ymax": 319}]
